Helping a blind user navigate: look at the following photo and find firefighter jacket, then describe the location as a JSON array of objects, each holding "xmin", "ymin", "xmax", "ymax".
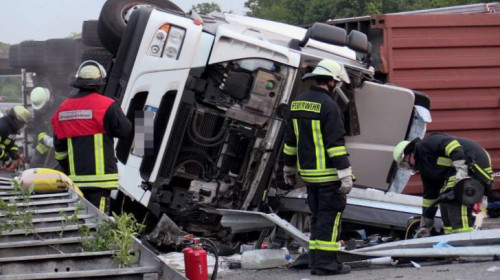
[
  {"xmin": 414, "ymin": 133, "xmax": 493, "ymax": 216},
  {"xmin": 51, "ymin": 90, "xmax": 132, "ymax": 189},
  {"xmin": 283, "ymin": 86, "xmax": 351, "ymax": 184},
  {"xmin": 0, "ymin": 115, "xmax": 21, "ymax": 160},
  {"xmin": 31, "ymin": 104, "xmax": 57, "ymax": 155}
]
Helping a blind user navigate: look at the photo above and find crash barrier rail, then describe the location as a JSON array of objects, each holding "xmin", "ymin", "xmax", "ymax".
[{"xmin": 0, "ymin": 173, "xmax": 185, "ymax": 280}]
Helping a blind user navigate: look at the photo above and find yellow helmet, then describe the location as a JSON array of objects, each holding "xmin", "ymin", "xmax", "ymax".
[
  {"xmin": 30, "ymin": 87, "xmax": 51, "ymax": 110},
  {"xmin": 11, "ymin": 105, "xmax": 32, "ymax": 123},
  {"xmin": 302, "ymin": 59, "xmax": 350, "ymax": 84},
  {"xmin": 393, "ymin": 140, "xmax": 410, "ymax": 164}
]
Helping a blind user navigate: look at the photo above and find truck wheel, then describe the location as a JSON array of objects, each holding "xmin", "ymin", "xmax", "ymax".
[
  {"xmin": 44, "ymin": 39, "xmax": 81, "ymax": 70},
  {"xmin": 19, "ymin": 41, "xmax": 45, "ymax": 69},
  {"xmin": 82, "ymin": 20, "xmax": 103, "ymax": 47},
  {"xmin": 8, "ymin": 44, "xmax": 20, "ymax": 69},
  {"xmin": 404, "ymin": 217, "xmax": 420, "ymax": 239},
  {"xmin": 81, "ymin": 48, "xmax": 114, "ymax": 71},
  {"xmin": 98, "ymin": 0, "xmax": 183, "ymax": 56}
]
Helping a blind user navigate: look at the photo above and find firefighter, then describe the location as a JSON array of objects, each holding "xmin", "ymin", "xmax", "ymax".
[
  {"xmin": 282, "ymin": 59, "xmax": 353, "ymax": 275},
  {"xmin": 28, "ymin": 87, "xmax": 59, "ymax": 168},
  {"xmin": 51, "ymin": 60, "xmax": 132, "ymax": 214},
  {"xmin": 394, "ymin": 133, "xmax": 494, "ymax": 237},
  {"xmin": 0, "ymin": 105, "xmax": 31, "ymax": 169}
]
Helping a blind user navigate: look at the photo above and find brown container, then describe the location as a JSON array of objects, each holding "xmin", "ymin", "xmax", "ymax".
[{"xmin": 330, "ymin": 8, "xmax": 500, "ymax": 199}]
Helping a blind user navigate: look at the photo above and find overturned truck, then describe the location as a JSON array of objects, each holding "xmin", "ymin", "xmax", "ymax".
[{"xmin": 97, "ymin": 0, "xmax": 431, "ymax": 247}]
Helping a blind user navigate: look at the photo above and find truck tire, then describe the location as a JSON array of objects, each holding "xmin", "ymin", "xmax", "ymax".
[
  {"xmin": 81, "ymin": 48, "xmax": 114, "ymax": 71},
  {"xmin": 44, "ymin": 38, "xmax": 81, "ymax": 71},
  {"xmin": 19, "ymin": 41, "xmax": 45, "ymax": 69},
  {"xmin": 82, "ymin": 20, "xmax": 103, "ymax": 47},
  {"xmin": 8, "ymin": 44, "xmax": 20, "ymax": 68},
  {"xmin": 98, "ymin": 0, "xmax": 183, "ymax": 56}
]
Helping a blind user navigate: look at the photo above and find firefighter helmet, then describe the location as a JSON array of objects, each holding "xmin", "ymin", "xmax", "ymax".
[
  {"xmin": 30, "ymin": 87, "xmax": 51, "ymax": 110},
  {"xmin": 302, "ymin": 59, "xmax": 350, "ymax": 84},
  {"xmin": 71, "ymin": 60, "xmax": 107, "ymax": 88},
  {"xmin": 393, "ymin": 140, "xmax": 410, "ymax": 165},
  {"xmin": 10, "ymin": 105, "xmax": 32, "ymax": 124}
]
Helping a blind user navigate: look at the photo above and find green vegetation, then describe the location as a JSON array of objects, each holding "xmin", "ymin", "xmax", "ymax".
[
  {"xmin": 0, "ymin": 75, "xmax": 22, "ymax": 103},
  {"xmin": 0, "ymin": 42, "xmax": 10, "ymax": 52},
  {"xmin": 0, "ymin": 179, "xmax": 35, "ymax": 235},
  {"xmin": 58, "ymin": 201, "xmax": 84, "ymax": 238},
  {"xmin": 192, "ymin": 2, "xmax": 222, "ymax": 14},
  {"xmin": 244, "ymin": 0, "xmax": 485, "ymax": 25},
  {"xmin": 1, "ymin": 179, "xmax": 145, "ymax": 268},
  {"xmin": 80, "ymin": 212, "xmax": 146, "ymax": 268}
]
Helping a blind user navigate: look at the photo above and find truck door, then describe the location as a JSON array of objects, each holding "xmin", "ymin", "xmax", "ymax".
[{"xmin": 346, "ymin": 81, "xmax": 415, "ymax": 191}]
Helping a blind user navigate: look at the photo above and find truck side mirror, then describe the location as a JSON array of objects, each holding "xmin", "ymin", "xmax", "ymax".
[
  {"xmin": 299, "ymin": 23, "xmax": 347, "ymax": 48},
  {"xmin": 347, "ymin": 30, "xmax": 370, "ymax": 54}
]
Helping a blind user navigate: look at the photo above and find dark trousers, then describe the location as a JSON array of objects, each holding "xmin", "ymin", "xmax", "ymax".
[
  {"xmin": 440, "ymin": 200, "xmax": 474, "ymax": 234},
  {"xmin": 306, "ymin": 181, "xmax": 346, "ymax": 271},
  {"xmin": 81, "ymin": 187, "xmax": 111, "ymax": 215}
]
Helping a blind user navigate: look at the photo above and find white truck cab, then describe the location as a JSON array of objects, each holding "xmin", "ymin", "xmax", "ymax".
[{"xmin": 97, "ymin": 1, "xmax": 430, "ymax": 244}]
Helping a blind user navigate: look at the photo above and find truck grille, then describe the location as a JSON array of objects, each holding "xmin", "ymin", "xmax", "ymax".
[{"xmin": 157, "ymin": 102, "xmax": 193, "ymax": 181}]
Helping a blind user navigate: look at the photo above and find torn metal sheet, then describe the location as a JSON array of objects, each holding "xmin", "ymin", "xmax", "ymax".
[
  {"xmin": 354, "ymin": 229, "xmax": 500, "ymax": 253},
  {"xmin": 354, "ymin": 245, "xmax": 500, "ymax": 258},
  {"xmin": 273, "ymin": 187, "xmax": 442, "ymax": 231},
  {"xmin": 218, "ymin": 209, "xmax": 309, "ymax": 247}
]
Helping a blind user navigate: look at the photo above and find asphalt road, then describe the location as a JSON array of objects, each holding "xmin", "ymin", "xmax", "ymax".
[{"xmin": 217, "ymin": 257, "xmax": 500, "ymax": 280}]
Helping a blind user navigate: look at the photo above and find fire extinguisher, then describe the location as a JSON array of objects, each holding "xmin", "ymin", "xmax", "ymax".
[{"xmin": 183, "ymin": 239, "xmax": 208, "ymax": 280}]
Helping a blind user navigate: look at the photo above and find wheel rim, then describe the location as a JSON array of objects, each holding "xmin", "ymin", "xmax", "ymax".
[{"xmin": 122, "ymin": 3, "xmax": 152, "ymax": 24}]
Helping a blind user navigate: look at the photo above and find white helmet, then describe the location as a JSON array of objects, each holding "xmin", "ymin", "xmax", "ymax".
[
  {"xmin": 30, "ymin": 87, "xmax": 51, "ymax": 110},
  {"xmin": 302, "ymin": 59, "xmax": 350, "ymax": 84},
  {"xmin": 72, "ymin": 60, "xmax": 107, "ymax": 88}
]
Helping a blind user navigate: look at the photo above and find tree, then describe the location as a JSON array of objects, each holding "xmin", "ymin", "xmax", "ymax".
[
  {"xmin": 244, "ymin": 0, "xmax": 485, "ymax": 25},
  {"xmin": 67, "ymin": 32, "xmax": 81, "ymax": 40},
  {"xmin": 192, "ymin": 2, "xmax": 222, "ymax": 14},
  {"xmin": 0, "ymin": 42, "xmax": 10, "ymax": 52}
]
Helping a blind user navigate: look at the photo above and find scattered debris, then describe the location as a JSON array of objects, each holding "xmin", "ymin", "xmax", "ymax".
[{"xmin": 410, "ymin": 260, "xmax": 421, "ymax": 268}]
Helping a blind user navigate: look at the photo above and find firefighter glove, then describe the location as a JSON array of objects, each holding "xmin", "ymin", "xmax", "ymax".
[
  {"xmin": 42, "ymin": 135, "xmax": 54, "ymax": 148},
  {"xmin": 283, "ymin": 165, "xmax": 298, "ymax": 186},
  {"xmin": 38, "ymin": 132, "xmax": 54, "ymax": 148},
  {"xmin": 453, "ymin": 160, "xmax": 469, "ymax": 182},
  {"xmin": 338, "ymin": 168, "xmax": 353, "ymax": 194},
  {"xmin": 414, "ymin": 217, "xmax": 434, "ymax": 238}
]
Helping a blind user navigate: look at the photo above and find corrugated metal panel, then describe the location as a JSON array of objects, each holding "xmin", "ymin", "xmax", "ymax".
[{"xmin": 374, "ymin": 13, "xmax": 500, "ymax": 197}]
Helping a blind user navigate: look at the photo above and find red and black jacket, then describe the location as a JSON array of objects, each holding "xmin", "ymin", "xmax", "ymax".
[{"xmin": 51, "ymin": 90, "xmax": 132, "ymax": 189}]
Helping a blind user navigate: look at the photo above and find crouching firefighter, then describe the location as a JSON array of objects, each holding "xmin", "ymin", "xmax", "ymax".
[
  {"xmin": 283, "ymin": 59, "xmax": 353, "ymax": 276},
  {"xmin": 394, "ymin": 133, "xmax": 494, "ymax": 237},
  {"xmin": 51, "ymin": 60, "xmax": 132, "ymax": 214},
  {"xmin": 0, "ymin": 106, "xmax": 31, "ymax": 169}
]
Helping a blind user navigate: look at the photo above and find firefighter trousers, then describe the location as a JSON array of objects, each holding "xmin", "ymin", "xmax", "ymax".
[
  {"xmin": 306, "ymin": 181, "xmax": 346, "ymax": 271},
  {"xmin": 440, "ymin": 200, "xmax": 474, "ymax": 234},
  {"xmin": 81, "ymin": 187, "xmax": 112, "ymax": 215}
]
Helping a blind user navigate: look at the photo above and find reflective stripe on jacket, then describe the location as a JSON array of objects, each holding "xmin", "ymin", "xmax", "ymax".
[
  {"xmin": 283, "ymin": 86, "xmax": 350, "ymax": 184},
  {"xmin": 52, "ymin": 91, "xmax": 132, "ymax": 189}
]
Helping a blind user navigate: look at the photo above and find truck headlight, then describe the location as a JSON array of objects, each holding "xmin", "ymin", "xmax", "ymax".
[
  {"xmin": 147, "ymin": 24, "xmax": 185, "ymax": 60},
  {"xmin": 148, "ymin": 27, "xmax": 168, "ymax": 57},
  {"xmin": 163, "ymin": 26, "xmax": 185, "ymax": 60}
]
